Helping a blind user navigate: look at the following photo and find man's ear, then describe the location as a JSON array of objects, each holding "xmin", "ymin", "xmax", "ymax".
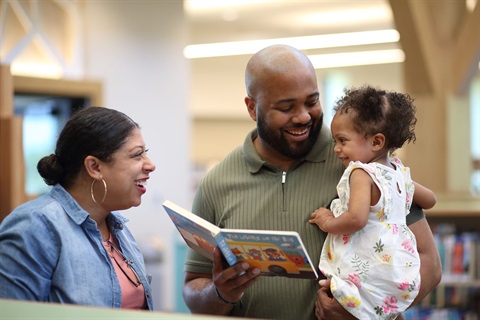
[
  {"xmin": 84, "ymin": 155, "xmax": 102, "ymax": 179},
  {"xmin": 245, "ymin": 96, "xmax": 257, "ymax": 122},
  {"xmin": 372, "ymin": 133, "xmax": 385, "ymax": 150}
]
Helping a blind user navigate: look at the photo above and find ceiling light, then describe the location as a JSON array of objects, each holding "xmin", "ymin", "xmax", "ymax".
[
  {"xmin": 301, "ymin": 7, "xmax": 391, "ymax": 26},
  {"xmin": 185, "ymin": 0, "xmax": 274, "ymax": 12},
  {"xmin": 308, "ymin": 49, "xmax": 405, "ymax": 69},
  {"xmin": 466, "ymin": 0, "xmax": 477, "ymax": 12},
  {"xmin": 183, "ymin": 29, "xmax": 400, "ymax": 59}
]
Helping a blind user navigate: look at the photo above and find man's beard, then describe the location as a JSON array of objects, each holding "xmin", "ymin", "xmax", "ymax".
[{"xmin": 257, "ymin": 112, "xmax": 323, "ymax": 159}]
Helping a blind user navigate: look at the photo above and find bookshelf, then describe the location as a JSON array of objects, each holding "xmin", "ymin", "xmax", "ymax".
[{"xmin": 406, "ymin": 196, "xmax": 480, "ymax": 320}]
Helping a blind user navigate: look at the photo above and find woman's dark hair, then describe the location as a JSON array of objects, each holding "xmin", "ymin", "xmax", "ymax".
[
  {"xmin": 37, "ymin": 107, "xmax": 139, "ymax": 188},
  {"xmin": 333, "ymin": 85, "xmax": 417, "ymax": 153}
]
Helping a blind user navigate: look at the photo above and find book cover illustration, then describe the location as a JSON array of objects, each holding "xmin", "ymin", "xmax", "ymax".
[
  {"xmin": 163, "ymin": 200, "xmax": 318, "ymax": 279},
  {"xmin": 164, "ymin": 202, "xmax": 225, "ymax": 262},
  {"xmin": 221, "ymin": 230, "xmax": 318, "ymax": 279}
]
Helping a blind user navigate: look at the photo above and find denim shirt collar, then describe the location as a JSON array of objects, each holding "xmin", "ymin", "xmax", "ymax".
[{"xmin": 50, "ymin": 184, "xmax": 128, "ymax": 231}]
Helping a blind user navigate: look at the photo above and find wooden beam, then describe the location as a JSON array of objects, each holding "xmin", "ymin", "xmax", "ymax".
[
  {"xmin": 0, "ymin": 117, "xmax": 26, "ymax": 222},
  {"xmin": 0, "ymin": 64, "xmax": 14, "ymax": 118},
  {"xmin": 406, "ymin": 0, "xmax": 451, "ymax": 94},
  {"xmin": 0, "ymin": 64, "xmax": 25, "ymax": 221},
  {"xmin": 388, "ymin": 0, "xmax": 433, "ymax": 94},
  {"xmin": 451, "ymin": 3, "xmax": 480, "ymax": 94},
  {"xmin": 13, "ymin": 76, "xmax": 103, "ymax": 106}
]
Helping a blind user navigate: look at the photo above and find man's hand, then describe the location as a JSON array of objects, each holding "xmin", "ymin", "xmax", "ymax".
[
  {"xmin": 183, "ymin": 247, "xmax": 260, "ymax": 315},
  {"xmin": 212, "ymin": 246, "xmax": 261, "ymax": 303},
  {"xmin": 315, "ymin": 279, "xmax": 356, "ymax": 320}
]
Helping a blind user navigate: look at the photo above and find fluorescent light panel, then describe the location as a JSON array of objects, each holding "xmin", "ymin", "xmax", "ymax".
[
  {"xmin": 185, "ymin": 0, "xmax": 275, "ymax": 12},
  {"xmin": 184, "ymin": 29, "xmax": 400, "ymax": 59},
  {"xmin": 308, "ymin": 49, "xmax": 405, "ymax": 69},
  {"xmin": 301, "ymin": 7, "xmax": 391, "ymax": 26}
]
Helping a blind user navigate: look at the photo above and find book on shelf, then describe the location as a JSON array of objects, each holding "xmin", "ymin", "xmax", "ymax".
[
  {"xmin": 162, "ymin": 200, "xmax": 319, "ymax": 280},
  {"xmin": 433, "ymin": 226, "xmax": 480, "ymax": 283}
]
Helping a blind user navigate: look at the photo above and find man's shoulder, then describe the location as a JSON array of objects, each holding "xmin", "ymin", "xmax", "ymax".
[
  {"xmin": 214, "ymin": 145, "xmax": 244, "ymax": 169},
  {"xmin": 200, "ymin": 145, "xmax": 245, "ymax": 181}
]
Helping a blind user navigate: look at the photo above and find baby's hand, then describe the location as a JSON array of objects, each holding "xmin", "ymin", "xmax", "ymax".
[{"xmin": 309, "ymin": 208, "xmax": 334, "ymax": 232}]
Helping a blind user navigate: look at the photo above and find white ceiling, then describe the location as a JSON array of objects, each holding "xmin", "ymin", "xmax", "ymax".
[
  {"xmin": 184, "ymin": 0, "xmax": 395, "ymax": 45},
  {"xmin": 183, "ymin": 0, "xmax": 404, "ymax": 119}
]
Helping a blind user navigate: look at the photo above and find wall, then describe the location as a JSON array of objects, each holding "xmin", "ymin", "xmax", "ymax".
[{"xmin": 82, "ymin": 1, "xmax": 190, "ymax": 312}]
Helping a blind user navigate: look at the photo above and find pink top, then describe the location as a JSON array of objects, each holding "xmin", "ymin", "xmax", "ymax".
[{"xmin": 103, "ymin": 235, "xmax": 146, "ymax": 309}]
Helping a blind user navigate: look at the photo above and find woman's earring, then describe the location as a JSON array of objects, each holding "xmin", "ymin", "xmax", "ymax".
[{"xmin": 91, "ymin": 178, "xmax": 108, "ymax": 204}]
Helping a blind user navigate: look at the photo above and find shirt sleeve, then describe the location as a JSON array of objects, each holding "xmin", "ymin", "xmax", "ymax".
[
  {"xmin": 406, "ymin": 202, "xmax": 425, "ymax": 225},
  {"xmin": 0, "ymin": 210, "xmax": 58, "ymax": 301}
]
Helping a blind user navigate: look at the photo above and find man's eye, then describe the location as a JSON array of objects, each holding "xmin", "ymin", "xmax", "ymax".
[
  {"xmin": 306, "ymin": 99, "xmax": 318, "ymax": 107},
  {"xmin": 277, "ymin": 105, "xmax": 293, "ymax": 113}
]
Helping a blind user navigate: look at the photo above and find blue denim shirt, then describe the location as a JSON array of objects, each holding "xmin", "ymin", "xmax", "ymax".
[{"xmin": 0, "ymin": 184, "xmax": 153, "ymax": 310}]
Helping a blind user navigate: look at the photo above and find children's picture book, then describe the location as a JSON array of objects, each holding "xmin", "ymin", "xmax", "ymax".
[{"xmin": 162, "ymin": 200, "xmax": 319, "ymax": 280}]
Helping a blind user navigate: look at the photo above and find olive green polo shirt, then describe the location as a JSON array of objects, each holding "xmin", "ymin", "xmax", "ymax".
[{"xmin": 185, "ymin": 125, "xmax": 424, "ymax": 320}]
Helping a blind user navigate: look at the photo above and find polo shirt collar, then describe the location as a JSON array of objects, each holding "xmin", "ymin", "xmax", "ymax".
[{"xmin": 242, "ymin": 124, "xmax": 332, "ymax": 173}]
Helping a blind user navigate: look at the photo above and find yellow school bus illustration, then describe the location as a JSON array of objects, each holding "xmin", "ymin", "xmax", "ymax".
[{"xmin": 226, "ymin": 240, "xmax": 302, "ymax": 276}]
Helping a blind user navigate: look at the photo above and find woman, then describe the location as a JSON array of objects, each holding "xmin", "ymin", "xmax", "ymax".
[{"xmin": 0, "ymin": 106, "xmax": 156, "ymax": 310}]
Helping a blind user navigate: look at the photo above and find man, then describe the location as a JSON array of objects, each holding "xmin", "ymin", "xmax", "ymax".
[{"xmin": 183, "ymin": 44, "xmax": 441, "ymax": 320}]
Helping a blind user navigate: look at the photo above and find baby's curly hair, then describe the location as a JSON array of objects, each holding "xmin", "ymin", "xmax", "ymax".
[{"xmin": 333, "ymin": 85, "xmax": 417, "ymax": 154}]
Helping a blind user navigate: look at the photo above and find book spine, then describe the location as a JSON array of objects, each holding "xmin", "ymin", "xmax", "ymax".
[{"xmin": 214, "ymin": 233, "xmax": 238, "ymax": 266}]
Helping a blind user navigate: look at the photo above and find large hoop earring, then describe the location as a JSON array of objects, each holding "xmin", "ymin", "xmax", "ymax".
[{"xmin": 91, "ymin": 178, "xmax": 107, "ymax": 204}]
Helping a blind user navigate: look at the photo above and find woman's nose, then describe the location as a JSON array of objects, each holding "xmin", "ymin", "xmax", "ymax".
[{"xmin": 145, "ymin": 157, "xmax": 156, "ymax": 173}]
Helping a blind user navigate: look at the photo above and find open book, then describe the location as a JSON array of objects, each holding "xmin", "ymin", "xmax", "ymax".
[{"xmin": 162, "ymin": 200, "xmax": 319, "ymax": 280}]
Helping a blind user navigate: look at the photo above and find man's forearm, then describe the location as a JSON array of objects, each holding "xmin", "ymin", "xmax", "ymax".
[
  {"xmin": 408, "ymin": 218, "xmax": 442, "ymax": 305},
  {"xmin": 183, "ymin": 278, "xmax": 234, "ymax": 315}
]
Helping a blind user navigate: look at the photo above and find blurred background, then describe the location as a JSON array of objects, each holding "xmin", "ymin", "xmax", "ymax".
[{"xmin": 1, "ymin": 0, "xmax": 479, "ymax": 318}]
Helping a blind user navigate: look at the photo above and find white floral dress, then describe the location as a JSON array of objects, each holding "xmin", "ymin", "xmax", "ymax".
[{"xmin": 319, "ymin": 158, "xmax": 420, "ymax": 320}]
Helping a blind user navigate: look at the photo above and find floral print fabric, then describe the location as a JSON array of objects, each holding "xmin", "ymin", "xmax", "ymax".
[{"xmin": 319, "ymin": 159, "xmax": 420, "ymax": 320}]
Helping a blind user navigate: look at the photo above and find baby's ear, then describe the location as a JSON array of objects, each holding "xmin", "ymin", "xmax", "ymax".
[{"xmin": 372, "ymin": 133, "xmax": 386, "ymax": 150}]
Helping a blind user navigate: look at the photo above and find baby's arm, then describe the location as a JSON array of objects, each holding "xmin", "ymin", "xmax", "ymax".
[
  {"xmin": 309, "ymin": 169, "xmax": 371, "ymax": 234},
  {"xmin": 412, "ymin": 181, "xmax": 436, "ymax": 210}
]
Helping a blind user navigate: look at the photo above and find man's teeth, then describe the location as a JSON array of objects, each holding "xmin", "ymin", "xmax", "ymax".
[{"xmin": 288, "ymin": 128, "xmax": 308, "ymax": 135}]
